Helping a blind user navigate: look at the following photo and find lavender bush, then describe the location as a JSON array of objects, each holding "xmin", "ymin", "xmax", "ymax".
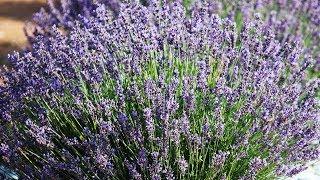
[
  {"xmin": 214, "ymin": 0, "xmax": 320, "ymax": 74},
  {"xmin": 25, "ymin": 0, "xmax": 320, "ymax": 73},
  {"xmin": 1, "ymin": 1, "xmax": 319, "ymax": 179}
]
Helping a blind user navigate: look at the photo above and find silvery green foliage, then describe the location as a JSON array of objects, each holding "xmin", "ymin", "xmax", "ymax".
[{"xmin": 1, "ymin": 1, "xmax": 319, "ymax": 179}]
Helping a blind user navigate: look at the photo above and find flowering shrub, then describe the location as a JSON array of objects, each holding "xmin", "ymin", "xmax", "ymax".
[
  {"xmin": 215, "ymin": 0, "xmax": 320, "ymax": 73},
  {"xmin": 1, "ymin": 1, "xmax": 319, "ymax": 179},
  {"xmin": 25, "ymin": 0, "xmax": 320, "ymax": 72}
]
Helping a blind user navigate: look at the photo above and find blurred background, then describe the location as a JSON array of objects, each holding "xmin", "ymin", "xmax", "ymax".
[{"xmin": 0, "ymin": 0, "xmax": 45, "ymax": 64}]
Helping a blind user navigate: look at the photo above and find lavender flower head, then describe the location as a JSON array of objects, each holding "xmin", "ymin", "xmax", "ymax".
[
  {"xmin": 25, "ymin": 0, "xmax": 320, "ymax": 72},
  {"xmin": 0, "ymin": 1, "xmax": 319, "ymax": 179},
  {"xmin": 194, "ymin": 0, "xmax": 320, "ymax": 72},
  {"xmin": 24, "ymin": 0, "xmax": 121, "ymax": 42}
]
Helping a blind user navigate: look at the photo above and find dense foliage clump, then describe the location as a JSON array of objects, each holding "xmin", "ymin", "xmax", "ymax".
[
  {"xmin": 215, "ymin": 0, "xmax": 320, "ymax": 73},
  {"xmin": 26, "ymin": 0, "xmax": 320, "ymax": 72},
  {"xmin": 0, "ymin": 1, "xmax": 319, "ymax": 179}
]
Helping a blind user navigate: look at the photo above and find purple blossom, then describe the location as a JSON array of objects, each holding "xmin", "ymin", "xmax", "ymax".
[
  {"xmin": 211, "ymin": 150, "xmax": 230, "ymax": 169},
  {"xmin": 177, "ymin": 157, "xmax": 188, "ymax": 175},
  {"xmin": 0, "ymin": 1, "xmax": 318, "ymax": 179}
]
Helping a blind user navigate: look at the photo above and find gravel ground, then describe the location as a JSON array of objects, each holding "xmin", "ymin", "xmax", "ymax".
[{"xmin": 287, "ymin": 162, "xmax": 320, "ymax": 180}]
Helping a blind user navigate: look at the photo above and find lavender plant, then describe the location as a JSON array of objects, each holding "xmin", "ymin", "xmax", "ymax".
[
  {"xmin": 24, "ymin": 0, "xmax": 120, "ymax": 42},
  {"xmin": 214, "ymin": 0, "xmax": 320, "ymax": 75},
  {"xmin": 25, "ymin": 0, "xmax": 320, "ymax": 74},
  {"xmin": 1, "ymin": 1, "xmax": 319, "ymax": 179}
]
